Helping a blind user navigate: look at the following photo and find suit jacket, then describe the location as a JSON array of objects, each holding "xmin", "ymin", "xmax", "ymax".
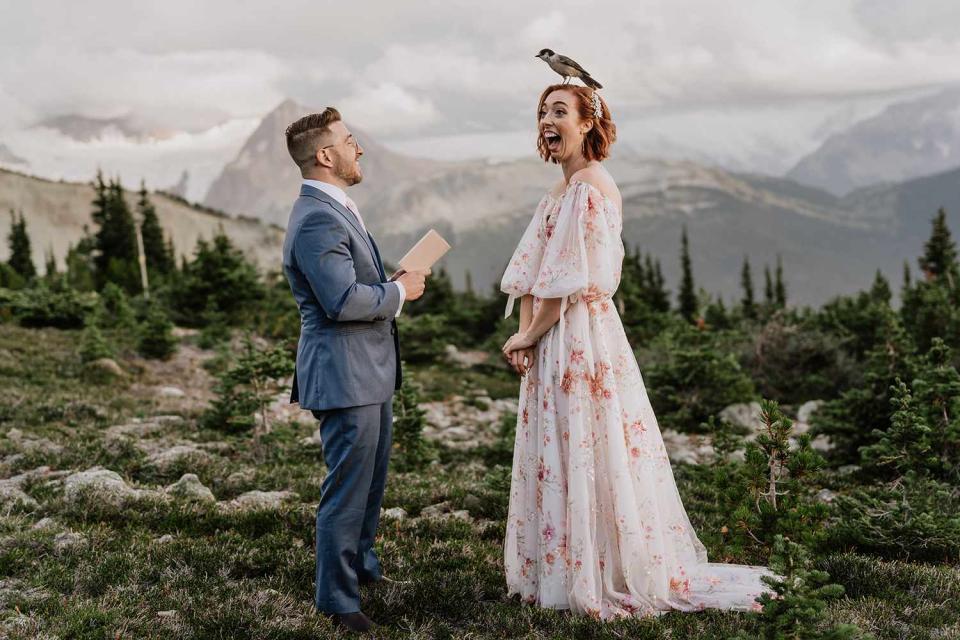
[{"xmin": 282, "ymin": 183, "xmax": 402, "ymax": 410}]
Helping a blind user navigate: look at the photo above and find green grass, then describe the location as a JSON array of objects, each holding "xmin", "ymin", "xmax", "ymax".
[{"xmin": 0, "ymin": 323, "xmax": 957, "ymax": 638}]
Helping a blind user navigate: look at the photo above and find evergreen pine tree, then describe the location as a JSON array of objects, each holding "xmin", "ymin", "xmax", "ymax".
[
  {"xmin": 202, "ymin": 336, "xmax": 294, "ymax": 456},
  {"xmin": 869, "ymin": 269, "xmax": 892, "ymax": 305},
  {"xmin": 774, "ymin": 254, "xmax": 786, "ymax": 308},
  {"xmin": 92, "ymin": 175, "xmax": 140, "ymax": 293},
  {"xmin": 43, "ymin": 248, "xmax": 57, "ymax": 280},
  {"xmin": 811, "ymin": 309, "xmax": 918, "ymax": 464},
  {"xmin": 652, "ymin": 257, "xmax": 670, "ymax": 312},
  {"xmin": 137, "ymin": 301, "xmax": 177, "ymax": 360},
  {"xmin": 137, "ymin": 181, "xmax": 173, "ymax": 276},
  {"xmin": 735, "ymin": 399, "xmax": 828, "ymax": 548},
  {"xmin": 901, "ymin": 209, "xmax": 960, "ymax": 350},
  {"xmin": 172, "ymin": 229, "xmax": 264, "ymax": 326},
  {"xmin": 98, "ymin": 282, "xmax": 137, "ymax": 331},
  {"xmin": 677, "ymin": 225, "xmax": 697, "ymax": 322},
  {"xmin": 65, "ymin": 226, "xmax": 97, "ymax": 292},
  {"xmin": 704, "ymin": 295, "xmax": 730, "ymax": 330},
  {"xmin": 918, "ymin": 207, "xmax": 958, "ymax": 286},
  {"xmin": 860, "ymin": 338, "xmax": 960, "ymax": 482},
  {"xmin": 391, "ymin": 370, "xmax": 436, "ymax": 471},
  {"xmin": 736, "ymin": 535, "xmax": 869, "ymax": 640},
  {"xmin": 7, "ymin": 210, "xmax": 36, "ymax": 280},
  {"xmin": 902, "ymin": 260, "xmax": 911, "ymax": 290},
  {"xmin": 79, "ymin": 316, "xmax": 113, "ymax": 363},
  {"xmin": 764, "ymin": 264, "xmax": 775, "ymax": 308},
  {"xmin": 411, "ymin": 265, "xmax": 455, "ymax": 316},
  {"xmin": 741, "ymin": 255, "xmax": 756, "ymax": 319}
]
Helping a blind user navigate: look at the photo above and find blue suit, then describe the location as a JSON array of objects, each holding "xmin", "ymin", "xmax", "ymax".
[{"xmin": 282, "ymin": 183, "xmax": 402, "ymax": 613}]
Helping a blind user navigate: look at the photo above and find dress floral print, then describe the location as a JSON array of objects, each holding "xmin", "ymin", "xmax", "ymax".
[{"xmin": 500, "ymin": 180, "xmax": 777, "ymax": 620}]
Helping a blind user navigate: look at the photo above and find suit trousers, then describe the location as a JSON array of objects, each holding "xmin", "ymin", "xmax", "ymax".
[{"xmin": 311, "ymin": 398, "xmax": 393, "ymax": 613}]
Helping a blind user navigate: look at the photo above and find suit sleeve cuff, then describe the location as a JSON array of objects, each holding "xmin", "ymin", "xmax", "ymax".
[{"xmin": 394, "ymin": 280, "xmax": 405, "ymax": 317}]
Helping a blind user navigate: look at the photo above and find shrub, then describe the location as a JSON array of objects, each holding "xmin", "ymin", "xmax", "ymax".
[
  {"xmin": 734, "ymin": 535, "xmax": 871, "ymax": 640},
  {"xmin": 826, "ymin": 473, "xmax": 960, "ymax": 562},
  {"xmin": 643, "ymin": 322, "xmax": 756, "ymax": 432},
  {"xmin": 79, "ymin": 320, "xmax": 113, "ymax": 363},
  {"xmin": 7, "ymin": 280, "xmax": 97, "ymax": 329},
  {"xmin": 202, "ymin": 336, "xmax": 294, "ymax": 441},
  {"xmin": 391, "ymin": 372, "xmax": 436, "ymax": 471},
  {"xmin": 396, "ymin": 313, "xmax": 454, "ymax": 364},
  {"xmin": 137, "ymin": 303, "xmax": 177, "ymax": 360}
]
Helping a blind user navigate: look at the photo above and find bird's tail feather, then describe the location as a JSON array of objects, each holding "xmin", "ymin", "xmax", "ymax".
[{"xmin": 582, "ymin": 75, "xmax": 602, "ymax": 90}]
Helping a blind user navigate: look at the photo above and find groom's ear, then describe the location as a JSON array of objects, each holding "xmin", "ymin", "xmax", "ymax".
[{"xmin": 315, "ymin": 147, "xmax": 334, "ymax": 169}]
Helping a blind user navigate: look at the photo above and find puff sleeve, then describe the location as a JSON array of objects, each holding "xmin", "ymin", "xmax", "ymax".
[
  {"xmin": 530, "ymin": 181, "xmax": 621, "ymax": 303},
  {"xmin": 500, "ymin": 196, "xmax": 550, "ymax": 318}
]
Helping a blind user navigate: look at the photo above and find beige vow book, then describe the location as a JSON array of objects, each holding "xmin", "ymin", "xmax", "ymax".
[{"xmin": 388, "ymin": 229, "xmax": 451, "ymax": 280}]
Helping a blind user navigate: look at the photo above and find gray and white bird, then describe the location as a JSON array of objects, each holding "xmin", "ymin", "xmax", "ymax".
[{"xmin": 535, "ymin": 49, "xmax": 603, "ymax": 89}]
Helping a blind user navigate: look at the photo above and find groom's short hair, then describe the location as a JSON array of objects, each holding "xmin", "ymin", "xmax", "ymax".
[{"xmin": 285, "ymin": 107, "xmax": 342, "ymax": 173}]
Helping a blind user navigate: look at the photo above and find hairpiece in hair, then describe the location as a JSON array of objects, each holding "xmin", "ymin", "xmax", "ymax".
[{"xmin": 590, "ymin": 91, "xmax": 602, "ymax": 119}]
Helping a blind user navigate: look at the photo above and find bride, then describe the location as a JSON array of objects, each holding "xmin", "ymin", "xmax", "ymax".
[{"xmin": 499, "ymin": 83, "xmax": 777, "ymax": 620}]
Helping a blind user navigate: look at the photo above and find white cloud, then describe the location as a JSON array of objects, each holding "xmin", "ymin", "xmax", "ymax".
[{"xmin": 339, "ymin": 83, "xmax": 440, "ymax": 135}]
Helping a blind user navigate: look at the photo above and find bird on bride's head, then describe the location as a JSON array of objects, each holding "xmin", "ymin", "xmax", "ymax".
[
  {"xmin": 536, "ymin": 84, "xmax": 616, "ymax": 166},
  {"xmin": 285, "ymin": 107, "xmax": 364, "ymax": 188}
]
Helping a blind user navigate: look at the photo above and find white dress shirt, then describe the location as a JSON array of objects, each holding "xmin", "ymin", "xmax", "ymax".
[{"xmin": 302, "ymin": 179, "xmax": 405, "ymax": 317}]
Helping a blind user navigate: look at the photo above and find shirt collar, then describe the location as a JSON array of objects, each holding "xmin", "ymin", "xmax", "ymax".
[{"xmin": 302, "ymin": 179, "xmax": 347, "ymax": 208}]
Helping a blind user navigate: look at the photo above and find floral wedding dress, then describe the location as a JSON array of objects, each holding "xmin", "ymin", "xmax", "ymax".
[{"xmin": 500, "ymin": 179, "xmax": 776, "ymax": 620}]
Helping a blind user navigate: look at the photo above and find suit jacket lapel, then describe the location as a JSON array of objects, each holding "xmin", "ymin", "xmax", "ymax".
[
  {"xmin": 367, "ymin": 232, "xmax": 387, "ymax": 281},
  {"xmin": 300, "ymin": 185, "xmax": 380, "ymax": 276}
]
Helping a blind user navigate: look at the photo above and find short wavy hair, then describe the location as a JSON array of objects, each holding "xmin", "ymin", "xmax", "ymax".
[
  {"xmin": 285, "ymin": 107, "xmax": 341, "ymax": 173},
  {"xmin": 536, "ymin": 84, "xmax": 616, "ymax": 163}
]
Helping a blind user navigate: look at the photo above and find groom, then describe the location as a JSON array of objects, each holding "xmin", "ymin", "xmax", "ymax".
[{"xmin": 282, "ymin": 107, "xmax": 429, "ymax": 633}]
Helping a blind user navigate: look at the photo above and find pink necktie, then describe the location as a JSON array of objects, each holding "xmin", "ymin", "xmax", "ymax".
[{"xmin": 344, "ymin": 196, "xmax": 367, "ymax": 234}]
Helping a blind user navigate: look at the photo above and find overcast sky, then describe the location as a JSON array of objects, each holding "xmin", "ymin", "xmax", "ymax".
[{"xmin": 3, "ymin": 0, "xmax": 960, "ymax": 139}]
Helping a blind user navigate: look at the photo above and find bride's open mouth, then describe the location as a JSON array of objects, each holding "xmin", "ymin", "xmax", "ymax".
[{"xmin": 544, "ymin": 131, "xmax": 562, "ymax": 153}]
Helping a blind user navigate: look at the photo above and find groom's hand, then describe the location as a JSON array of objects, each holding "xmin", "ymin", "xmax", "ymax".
[{"xmin": 397, "ymin": 268, "xmax": 430, "ymax": 301}]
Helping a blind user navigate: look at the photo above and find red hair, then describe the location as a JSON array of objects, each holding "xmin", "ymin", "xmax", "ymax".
[{"xmin": 536, "ymin": 84, "xmax": 616, "ymax": 163}]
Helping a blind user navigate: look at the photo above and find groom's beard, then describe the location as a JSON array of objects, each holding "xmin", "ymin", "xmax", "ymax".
[{"xmin": 334, "ymin": 154, "xmax": 363, "ymax": 186}]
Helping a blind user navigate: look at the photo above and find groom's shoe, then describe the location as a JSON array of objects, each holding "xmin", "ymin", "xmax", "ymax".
[{"xmin": 326, "ymin": 611, "xmax": 375, "ymax": 633}]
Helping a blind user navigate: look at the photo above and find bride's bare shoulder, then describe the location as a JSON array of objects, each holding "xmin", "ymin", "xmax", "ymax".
[{"xmin": 570, "ymin": 164, "xmax": 620, "ymax": 205}]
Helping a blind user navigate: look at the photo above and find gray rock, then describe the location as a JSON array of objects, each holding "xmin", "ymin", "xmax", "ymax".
[
  {"xmin": 381, "ymin": 507, "xmax": 408, "ymax": 520},
  {"xmin": 224, "ymin": 468, "xmax": 257, "ymax": 490},
  {"xmin": 105, "ymin": 417, "xmax": 175, "ymax": 440},
  {"xmin": 811, "ymin": 434, "xmax": 833, "ymax": 453},
  {"xmin": 53, "ymin": 531, "xmax": 86, "ymax": 552},
  {"xmin": 3, "ymin": 430, "xmax": 63, "ymax": 456},
  {"xmin": 63, "ymin": 467, "xmax": 147, "ymax": 505},
  {"xmin": 462, "ymin": 494, "xmax": 484, "ymax": 512},
  {"xmin": 146, "ymin": 445, "xmax": 212, "ymax": 471},
  {"xmin": 299, "ymin": 428, "xmax": 323, "ymax": 447},
  {"xmin": 224, "ymin": 490, "xmax": 296, "ymax": 511},
  {"xmin": 420, "ymin": 501, "xmax": 473, "ymax": 522},
  {"xmin": 444, "ymin": 344, "xmax": 490, "ymax": 368},
  {"xmin": 154, "ymin": 534, "xmax": 174, "ymax": 544},
  {"xmin": 32, "ymin": 517, "xmax": 58, "ymax": 530},
  {"xmin": 660, "ymin": 429, "xmax": 715, "ymax": 465},
  {"xmin": 816, "ymin": 488, "xmax": 837, "ymax": 504},
  {"xmin": 420, "ymin": 501, "xmax": 451, "ymax": 518},
  {"xmin": 165, "ymin": 473, "xmax": 216, "ymax": 503},
  {"xmin": 797, "ymin": 400, "xmax": 824, "ymax": 424},
  {"xmin": 719, "ymin": 402, "xmax": 764, "ymax": 433},
  {"xmin": 0, "ymin": 485, "xmax": 38, "ymax": 509},
  {"xmin": 86, "ymin": 358, "xmax": 124, "ymax": 378},
  {"xmin": 158, "ymin": 386, "xmax": 186, "ymax": 398}
]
